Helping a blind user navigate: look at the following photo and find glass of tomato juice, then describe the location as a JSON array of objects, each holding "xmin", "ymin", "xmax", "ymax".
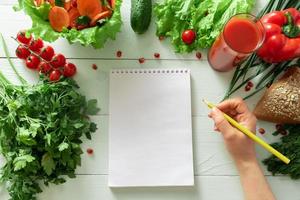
[{"xmin": 208, "ymin": 13, "xmax": 265, "ymax": 72}]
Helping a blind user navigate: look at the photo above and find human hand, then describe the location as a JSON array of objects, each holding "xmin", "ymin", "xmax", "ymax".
[{"xmin": 208, "ymin": 98, "xmax": 257, "ymax": 165}]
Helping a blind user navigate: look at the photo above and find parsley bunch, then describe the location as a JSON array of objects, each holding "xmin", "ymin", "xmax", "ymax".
[
  {"xmin": 0, "ymin": 35, "xmax": 99, "ymax": 200},
  {"xmin": 263, "ymin": 125, "xmax": 300, "ymax": 179}
]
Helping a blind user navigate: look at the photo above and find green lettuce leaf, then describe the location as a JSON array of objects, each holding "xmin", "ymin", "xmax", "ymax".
[
  {"xmin": 15, "ymin": 0, "xmax": 122, "ymax": 49},
  {"xmin": 154, "ymin": 0, "xmax": 255, "ymax": 53}
]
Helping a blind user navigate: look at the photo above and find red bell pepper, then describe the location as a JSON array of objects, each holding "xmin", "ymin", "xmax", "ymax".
[{"xmin": 257, "ymin": 8, "xmax": 300, "ymax": 63}]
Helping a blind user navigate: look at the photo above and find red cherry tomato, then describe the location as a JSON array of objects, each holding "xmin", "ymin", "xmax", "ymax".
[
  {"xmin": 26, "ymin": 54, "xmax": 40, "ymax": 69},
  {"xmin": 49, "ymin": 70, "xmax": 62, "ymax": 81},
  {"xmin": 63, "ymin": 63, "xmax": 77, "ymax": 77},
  {"xmin": 182, "ymin": 29, "xmax": 196, "ymax": 45},
  {"xmin": 15, "ymin": 45, "xmax": 30, "ymax": 59},
  {"xmin": 29, "ymin": 38, "xmax": 44, "ymax": 52},
  {"xmin": 38, "ymin": 62, "xmax": 52, "ymax": 74},
  {"xmin": 17, "ymin": 31, "xmax": 32, "ymax": 45},
  {"xmin": 40, "ymin": 46, "xmax": 55, "ymax": 61},
  {"xmin": 51, "ymin": 54, "xmax": 66, "ymax": 68}
]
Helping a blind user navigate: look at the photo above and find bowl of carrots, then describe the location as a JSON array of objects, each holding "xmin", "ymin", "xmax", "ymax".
[{"xmin": 15, "ymin": 0, "xmax": 122, "ymax": 49}]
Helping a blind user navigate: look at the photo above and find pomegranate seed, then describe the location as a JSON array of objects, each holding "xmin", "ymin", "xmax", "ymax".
[
  {"xmin": 196, "ymin": 52, "xmax": 202, "ymax": 59},
  {"xmin": 258, "ymin": 128, "xmax": 265, "ymax": 134},
  {"xmin": 138, "ymin": 57, "xmax": 145, "ymax": 64},
  {"xmin": 276, "ymin": 124, "xmax": 283, "ymax": 131},
  {"xmin": 245, "ymin": 85, "xmax": 251, "ymax": 92},
  {"xmin": 116, "ymin": 50, "xmax": 122, "ymax": 58},
  {"xmin": 92, "ymin": 64, "xmax": 98, "ymax": 70},
  {"xmin": 87, "ymin": 148, "xmax": 94, "ymax": 155},
  {"xmin": 154, "ymin": 53, "xmax": 160, "ymax": 59},
  {"xmin": 247, "ymin": 81, "xmax": 254, "ymax": 87},
  {"xmin": 280, "ymin": 130, "xmax": 288, "ymax": 136},
  {"xmin": 159, "ymin": 36, "xmax": 165, "ymax": 41}
]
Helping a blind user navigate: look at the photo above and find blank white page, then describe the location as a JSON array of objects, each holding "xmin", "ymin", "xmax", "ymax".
[{"xmin": 108, "ymin": 69, "xmax": 194, "ymax": 187}]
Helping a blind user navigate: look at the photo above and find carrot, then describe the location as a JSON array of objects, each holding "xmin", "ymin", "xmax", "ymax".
[
  {"xmin": 64, "ymin": 0, "xmax": 71, "ymax": 11},
  {"xmin": 68, "ymin": 7, "xmax": 80, "ymax": 28},
  {"xmin": 49, "ymin": 6, "xmax": 70, "ymax": 32},
  {"xmin": 77, "ymin": 0, "xmax": 102, "ymax": 19},
  {"xmin": 90, "ymin": 10, "xmax": 112, "ymax": 26}
]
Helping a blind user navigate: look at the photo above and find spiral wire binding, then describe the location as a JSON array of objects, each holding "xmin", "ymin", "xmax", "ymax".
[{"xmin": 111, "ymin": 69, "xmax": 190, "ymax": 74}]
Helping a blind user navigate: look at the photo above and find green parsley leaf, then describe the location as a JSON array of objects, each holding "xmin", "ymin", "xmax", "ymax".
[
  {"xmin": 13, "ymin": 154, "xmax": 35, "ymax": 171},
  {"xmin": 85, "ymin": 99, "xmax": 100, "ymax": 115},
  {"xmin": 58, "ymin": 142, "xmax": 69, "ymax": 151},
  {"xmin": 41, "ymin": 153, "xmax": 56, "ymax": 175}
]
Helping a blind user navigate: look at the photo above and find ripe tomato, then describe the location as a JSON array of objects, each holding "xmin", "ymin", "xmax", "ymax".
[
  {"xmin": 26, "ymin": 54, "xmax": 40, "ymax": 69},
  {"xmin": 15, "ymin": 45, "xmax": 30, "ymax": 59},
  {"xmin": 40, "ymin": 46, "xmax": 55, "ymax": 61},
  {"xmin": 63, "ymin": 63, "xmax": 77, "ymax": 77},
  {"xmin": 29, "ymin": 38, "xmax": 44, "ymax": 52},
  {"xmin": 182, "ymin": 29, "xmax": 196, "ymax": 45},
  {"xmin": 17, "ymin": 31, "xmax": 32, "ymax": 45},
  {"xmin": 38, "ymin": 62, "xmax": 52, "ymax": 74},
  {"xmin": 51, "ymin": 54, "xmax": 66, "ymax": 68},
  {"xmin": 49, "ymin": 70, "xmax": 61, "ymax": 81}
]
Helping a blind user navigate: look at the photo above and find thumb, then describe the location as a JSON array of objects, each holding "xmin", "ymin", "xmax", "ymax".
[{"xmin": 210, "ymin": 107, "xmax": 234, "ymax": 135}]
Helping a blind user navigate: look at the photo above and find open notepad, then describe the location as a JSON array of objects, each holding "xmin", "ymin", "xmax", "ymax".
[{"xmin": 108, "ymin": 69, "xmax": 194, "ymax": 187}]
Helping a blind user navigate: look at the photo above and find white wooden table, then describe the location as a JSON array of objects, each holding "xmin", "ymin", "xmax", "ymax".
[{"xmin": 0, "ymin": 1, "xmax": 300, "ymax": 199}]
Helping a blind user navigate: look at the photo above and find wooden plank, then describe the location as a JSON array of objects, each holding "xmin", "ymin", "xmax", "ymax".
[
  {"xmin": 0, "ymin": 58, "xmax": 259, "ymax": 116},
  {"xmin": 1, "ymin": 175, "xmax": 300, "ymax": 200},
  {"xmin": 0, "ymin": 115, "xmax": 280, "ymax": 176},
  {"xmin": 0, "ymin": 58, "xmax": 281, "ymax": 176}
]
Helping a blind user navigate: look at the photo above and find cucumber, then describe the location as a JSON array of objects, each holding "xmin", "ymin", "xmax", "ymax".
[{"xmin": 130, "ymin": 0, "xmax": 152, "ymax": 34}]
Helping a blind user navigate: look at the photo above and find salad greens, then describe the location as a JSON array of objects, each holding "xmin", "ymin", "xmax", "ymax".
[
  {"xmin": 154, "ymin": 0, "xmax": 255, "ymax": 53},
  {"xmin": 14, "ymin": 0, "xmax": 122, "ymax": 49},
  {"xmin": 0, "ymin": 34, "xmax": 100, "ymax": 199}
]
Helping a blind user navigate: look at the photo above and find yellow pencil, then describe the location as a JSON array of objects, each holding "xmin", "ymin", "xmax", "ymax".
[{"xmin": 203, "ymin": 99, "xmax": 290, "ymax": 165}]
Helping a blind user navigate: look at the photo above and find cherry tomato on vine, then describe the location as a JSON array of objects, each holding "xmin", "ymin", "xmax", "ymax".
[
  {"xmin": 26, "ymin": 54, "xmax": 40, "ymax": 69},
  {"xmin": 29, "ymin": 38, "xmax": 44, "ymax": 52},
  {"xmin": 182, "ymin": 29, "xmax": 196, "ymax": 45},
  {"xmin": 17, "ymin": 31, "xmax": 32, "ymax": 45},
  {"xmin": 15, "ymin": 45, "xmax": 30, "ymax": 59},
  {"xmin": 40, "ymin": 46, "xmax": 55, "ymax": 61},
  {"xmin": 38, "ymin": 62, "xmax": 52, "ymax": 74},
  {"xmin": 51, "ymin": 54, "xmax": 66, "ymax": 68},
  {"xmin": 63, "ymin": 63, "xmax": 77, "ymax": 77},
  {"xmin": 49, "ymin": 70, "xmax": 62, "ymax": 81}
]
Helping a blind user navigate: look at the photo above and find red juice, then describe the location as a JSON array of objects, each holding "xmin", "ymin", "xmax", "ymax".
[{"xmin": 208, "ymin": 14, "xmax": 265, "ymax": 72}]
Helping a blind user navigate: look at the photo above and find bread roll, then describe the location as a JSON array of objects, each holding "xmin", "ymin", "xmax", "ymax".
[{"xmin": 254, "ymin": 67, "xmax": 300, "ymax": 124}]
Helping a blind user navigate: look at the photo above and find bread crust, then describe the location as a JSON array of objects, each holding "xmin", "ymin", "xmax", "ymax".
[{"xmin": 254, "ymin": 67, "xmax": 300, "ymax": 124}]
